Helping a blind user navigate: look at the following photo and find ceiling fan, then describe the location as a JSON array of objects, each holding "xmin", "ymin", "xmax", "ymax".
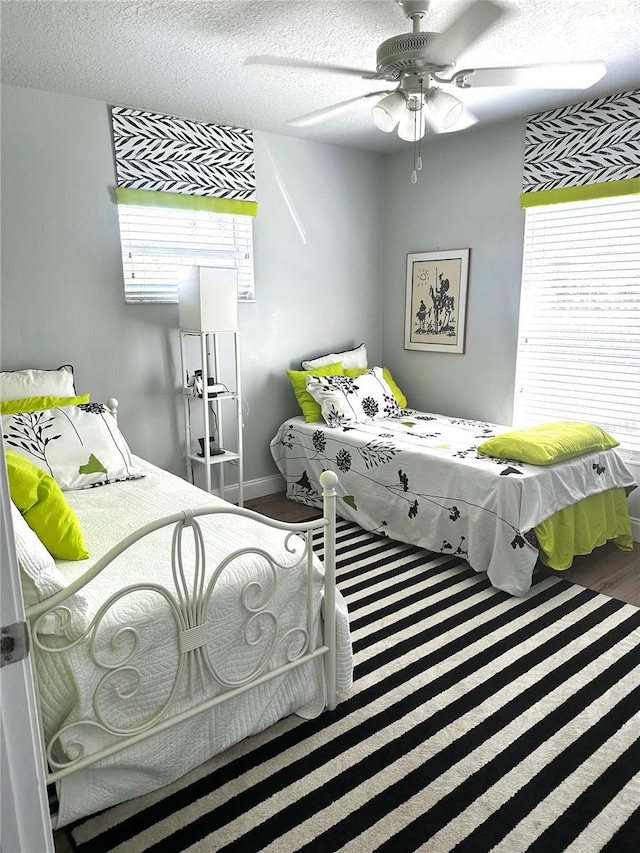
[{"xmin": 244, "ymin": 0, "xmax": 607, "ymax": 152}]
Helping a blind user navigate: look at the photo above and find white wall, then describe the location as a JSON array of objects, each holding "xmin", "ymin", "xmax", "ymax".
[{"xmin": 1, "ymin": 85, "xmax": 385, "ymax": 490}]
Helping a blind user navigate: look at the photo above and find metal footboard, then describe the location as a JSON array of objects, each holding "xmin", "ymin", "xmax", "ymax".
[{"xmin": 25, "ymin": 470, "xmax": 339, "ymax": 787}]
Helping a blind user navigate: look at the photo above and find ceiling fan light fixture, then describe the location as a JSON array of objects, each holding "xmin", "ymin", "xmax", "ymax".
[
  {"xmin": 397, "ymin": 105, "xmax": 426, "ymax": 142},
  {"xmin": 427, "ymin": 88, "xmax": 465, "ymax": 129},
  {"xmin": 371, "ymin": 90, "xmax": 407, "ymax": 132},
  {"xmin": 247, "ymin": 2, "xmax": 610, "ymax": 147}
]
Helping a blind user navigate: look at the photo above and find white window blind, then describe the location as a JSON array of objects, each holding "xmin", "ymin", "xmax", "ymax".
[
  {"xmin": 117, "ymin": 205, "xmax": 255, "ymax": 303},
  {"xmin": 513, "ymin": 194, "xmax": 640, "ymax": 455}
]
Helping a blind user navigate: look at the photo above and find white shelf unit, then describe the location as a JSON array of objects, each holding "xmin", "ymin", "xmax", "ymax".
[{"xmin": 179, "ymin": 329, "xmax": 244, "ymax": 506}]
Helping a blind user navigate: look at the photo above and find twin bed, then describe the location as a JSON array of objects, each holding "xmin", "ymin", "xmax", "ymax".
[
  {"xmin": 273, "ymin": 344, "xmax": 636, "ymax": 598},
  {"xmin": 3, "ymin": 367, "xmax": 352, "ymax": 827}
]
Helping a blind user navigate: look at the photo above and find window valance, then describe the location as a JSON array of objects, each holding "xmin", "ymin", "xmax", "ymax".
[
  {"xmin": 110, "ymin": 106, "xmax": 257, "ymax": 216},
  {"xmin": 520, "ymin": 90, "xmax": 640, "ymax": 208}
]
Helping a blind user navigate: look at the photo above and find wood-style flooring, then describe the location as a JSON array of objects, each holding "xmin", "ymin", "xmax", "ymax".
[{"xmin": 53, "ymin": 492, "xmax": 639, "ymax": 852}]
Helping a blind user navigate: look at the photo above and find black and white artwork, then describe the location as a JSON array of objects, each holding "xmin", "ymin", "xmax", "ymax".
[{"xmin": 404, "ymin": 249, "xmax": 469, "ymax": 353}]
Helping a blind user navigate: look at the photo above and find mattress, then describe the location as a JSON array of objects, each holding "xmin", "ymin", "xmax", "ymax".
[
  {"xmin": 271, "ymin": 413, "xmax": 636, "ymax": 597},
  {"xmin": 33, "ymin": 459, "xmax": 353, "ymax": 826}
]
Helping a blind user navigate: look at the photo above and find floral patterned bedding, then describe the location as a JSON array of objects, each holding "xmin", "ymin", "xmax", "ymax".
[{"xmin": 271, "ymin": 412, "xmax": 636, "ymax": 596}]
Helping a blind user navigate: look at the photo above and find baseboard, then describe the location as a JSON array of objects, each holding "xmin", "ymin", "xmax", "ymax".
[
  {"xmin": 215, "ymin": 473, "xmax": 286, "ymax": 505},
  {"xmin": 631, "ymin": 516, "xmax": 640, "ymax": 544}
]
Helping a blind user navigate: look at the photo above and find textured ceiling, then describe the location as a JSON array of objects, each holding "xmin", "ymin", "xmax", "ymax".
[{"xmin": 2, "ymin": 0, "xmax": 639, "ymax": 153}]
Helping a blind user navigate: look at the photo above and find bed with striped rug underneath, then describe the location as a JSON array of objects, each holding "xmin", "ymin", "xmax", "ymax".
[
  {"xmin": 271, "ymin": 413, "xmax": 636, "ymax": 598},
  {"xmin": 66, "ymin": 520, "xmax": 640, "ymax": 853}
]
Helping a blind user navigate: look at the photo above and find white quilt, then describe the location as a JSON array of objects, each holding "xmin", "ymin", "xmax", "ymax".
[
  {"xmin": 271, "ymin": 413, "xmax": 636, "ymax": 597},
  {"xmin": 31, "ymin": 460, "xmax": 352, "ymax": 827}
]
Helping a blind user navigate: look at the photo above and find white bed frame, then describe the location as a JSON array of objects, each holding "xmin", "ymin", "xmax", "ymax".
[{"xmin": 24, "ymin": 406, "xmax": 340, "ymax": 796}]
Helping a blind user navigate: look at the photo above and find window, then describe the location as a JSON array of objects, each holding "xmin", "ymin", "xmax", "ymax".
[
  {"xmin": 513, "ymin": 194, "xmax": 640, "ymax": 455},
  {"xmin": 117, "ymin": 204, "xmax": 255, "ymax": 303}
]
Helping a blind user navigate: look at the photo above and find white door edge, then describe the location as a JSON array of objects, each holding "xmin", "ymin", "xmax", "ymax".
[{"xmin": 1, "ymin": 445, "xmax": 54, "ymax": 853}]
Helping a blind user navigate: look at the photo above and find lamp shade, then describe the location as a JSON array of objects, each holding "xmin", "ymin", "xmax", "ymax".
[
  {"xmin": 397, "ymin": 107, "xmax": 426, "ymax": 142},
  {"xmin": 427, "ymin": 89, "xmax": 464, "ymax": 130},
  {"xmin": 371, "ymin": 90, "xmax": 407, "ymax": 132},
  {"xmin": 178, "ymin": 266, "xmax": 238, "ymax": 332}
]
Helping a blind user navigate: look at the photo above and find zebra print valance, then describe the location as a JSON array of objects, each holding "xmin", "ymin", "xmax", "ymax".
[
  {"xmin": 520, "ymin": 90, "xmax": 640, "ymax": 208},
  {"xmin": 110, "ymin": 106, "xmax": 257, "ymax": 216}
]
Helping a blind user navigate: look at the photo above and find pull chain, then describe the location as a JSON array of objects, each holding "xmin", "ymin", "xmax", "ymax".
[
  {"xmin": 411, "ymin": 103, "xmax": 418, "ymax": 183},
  {"xmin": 411, "ymin": 81, "xmax": 425, "ymax": 184},
  {"xmin": 417, "ymin": 79, "xmax": 424, "ymax": 172}
]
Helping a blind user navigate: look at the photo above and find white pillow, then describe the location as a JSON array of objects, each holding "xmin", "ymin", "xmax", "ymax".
[
  {"xmin": 306, "ymin": 367, "xmax": 400, "ymax": 426},
  {"xmin": 10, "ymin": 501, "xmax": 89, "ymax": 638},
  {"xmin": 2, "ymin": 402, "xmax": 143, "ymax": 490},
  {"xmin": 301, "ymin": 343, "xmax": 367, "ymax": 371},
  {"xmin": 0, "ymin": 365, "xmax": 76, "ymax": 401}
]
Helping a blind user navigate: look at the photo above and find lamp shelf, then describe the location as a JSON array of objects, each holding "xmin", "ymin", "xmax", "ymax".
[
  {"xmin": 178, "ymin": 266, "xmax": 243, "ymax": 505},
  {"xmin": 179, "ymin": 327, "xmax": 243, "ymax": 506}
]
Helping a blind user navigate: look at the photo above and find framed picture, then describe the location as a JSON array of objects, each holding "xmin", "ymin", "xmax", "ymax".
[{"xmin": 404, "ymin": 249, "xmax": 470, "ymax": 353}]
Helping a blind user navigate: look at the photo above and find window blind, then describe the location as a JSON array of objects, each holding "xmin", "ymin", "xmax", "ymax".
[
  {"xmin": 513, "ymin": 194, "xmax": 640, "ymax": 455},
  {"xmin": 111, "ymin": 106, "xmax": 256, "ymax": 304},
  {"xmin": 118, "ymin": 205, "xmax": 254, "ymax": 303}
]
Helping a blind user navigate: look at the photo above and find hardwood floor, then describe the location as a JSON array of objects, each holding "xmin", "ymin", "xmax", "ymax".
[
  {"xmin": 245, "ymin": 492, "xmax": 640, "ymax": 608},
  {"xmin": 54, "ymin": 829, "xmax": 73, "ymax": 853},
  {"xmin": 550, "ymin": 541, "xmax": 640, "ymax": 607}
]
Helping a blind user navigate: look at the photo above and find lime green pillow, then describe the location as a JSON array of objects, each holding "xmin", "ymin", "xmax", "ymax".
[
  {"xmin": 477, "ymin": 422, "xmax": 619, "ymax": 466},
  {"xmin": 5, "ymin": 450, "xmax": 88, "ymax": 560},
  {"xmin": 0, "ymin": 393, "xmax": 90, "ymax": 415},
  {"xmin": 345, "ymin": 367, "xmax": 407, "ymax": 409},
  {"xmin": 286, "ymin": 363, "xmax": 345, "ymax": 422}
]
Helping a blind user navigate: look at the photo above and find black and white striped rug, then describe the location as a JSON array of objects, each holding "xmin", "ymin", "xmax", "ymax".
[{"xmin": 68, "ymin": 521, "xmax": 640, "ymax": 852}]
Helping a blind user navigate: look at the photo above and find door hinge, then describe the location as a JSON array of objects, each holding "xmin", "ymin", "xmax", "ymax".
[{"xmin": 1, "ymin": 621, "xmax": 29, "ymax": 667}]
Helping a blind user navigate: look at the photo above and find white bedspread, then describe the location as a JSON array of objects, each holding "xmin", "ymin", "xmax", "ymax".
[
  {"xmin": 271, "ymin": 413, "xmax": 636, "ymax": 597},
  {"xmin": 33, "ymin": 460, "xmax": 352, "ymax": 826}
]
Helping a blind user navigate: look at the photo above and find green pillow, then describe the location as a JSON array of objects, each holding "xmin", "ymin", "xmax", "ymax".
[
  {"xmin": 0, "ymin": 393, "xmax": 90, "ymax": 415},
  {"xmin": 5, "ymin": 450, "xmax": 89, "ymax": 560},
  {"xmin": 286, "ymin": 363, "xmax": 345, "ymax": 423},
  {"xmin": 345, "ymin": 366, "xmax": 407, "ymax": 409},
  {"xmin": 477, "ymin": 422, "xmax": 619, "ymax": 466}
]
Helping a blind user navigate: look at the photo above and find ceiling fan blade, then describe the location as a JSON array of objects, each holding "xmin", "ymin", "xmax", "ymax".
[
  {"xmin": 244, "ymin": 55, "xmax": 380, "ymax": 80},
  {"xmin": 287, "ymin": 92, "xmax": 392, "ymax": 127},
  {"xmin": 425, "ymin": 0, "xmax": 505, "ymax": 67},
  {"xmin": 455, "ymin": 61, "xmax": 607, "ymax": 89}
]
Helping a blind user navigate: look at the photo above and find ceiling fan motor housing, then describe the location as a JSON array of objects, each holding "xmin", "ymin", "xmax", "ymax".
[{"xmin": 376, "ymin": 32, "xmax": 441, "ymax": 78}]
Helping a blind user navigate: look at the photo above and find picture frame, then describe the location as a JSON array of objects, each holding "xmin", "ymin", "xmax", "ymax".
[{"xmin": 404, "ymin": 249, "xmax": 470, "ymax": 353}]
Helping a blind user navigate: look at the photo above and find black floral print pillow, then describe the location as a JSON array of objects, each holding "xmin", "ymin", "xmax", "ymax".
[{"xmin": 305, "ymin": 368, "xmax": 400, "ymax": 426}]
